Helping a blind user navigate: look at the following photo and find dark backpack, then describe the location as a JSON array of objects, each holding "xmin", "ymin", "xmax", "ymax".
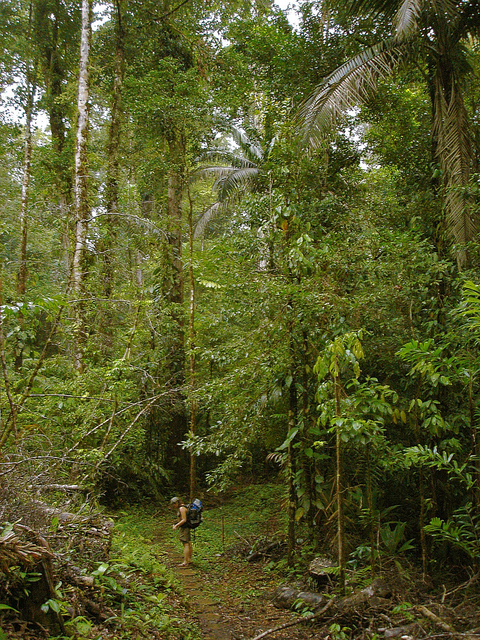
[{"xmin": 186, "ymin": 498, "xmax": 203, "ymax": 529}]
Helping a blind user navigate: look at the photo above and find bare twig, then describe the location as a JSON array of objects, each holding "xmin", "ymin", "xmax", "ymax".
[
  {"xmin": 82, "ymin": 396, "xmax": 159, "ymax": 484},
  {"xmin": 100, "ymin": 395, "xmax": 118, "ymax": 451},
  {"xmin": 123, "ymin": 295, "xmax": 143, "ymax": 360},
  {"xmin": 66, "ymin": 391, "xmax": 172, "ymax": 456},
  {"xmin": 444, "ymin": 571, "xmax": 479, "ymax": 598},
  {"xmin": 416, "ymin": 605, "xmax": 455, "ymax": 633},
  {"xmin": 249, "ymin": 598, "xmax": 335, "ymax": 640},
  {"xmin": 28, "ymin": 394, "xmax": 116, "ymax": 402},
  {"xmin": 233, "ymin": 530, "xmax": 252, "ymax": 546}
]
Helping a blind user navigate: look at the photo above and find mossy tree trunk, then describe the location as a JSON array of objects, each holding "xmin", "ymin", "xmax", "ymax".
[
  {"xmin": 15, "ymin": 0, "xmax": 36, "ymax": 372},
  {"xmin": 72, "ymin": 0, "xmax": 92, "ymax": 373}
]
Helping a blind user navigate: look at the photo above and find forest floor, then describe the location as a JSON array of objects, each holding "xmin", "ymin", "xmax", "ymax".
[
  {"xmin": 3, "ymin": 482, "xmax": 480, "ymax": 639},
  {"xmin": 106, "ymin": 483, "xmax": 480, "ymax": 640}
]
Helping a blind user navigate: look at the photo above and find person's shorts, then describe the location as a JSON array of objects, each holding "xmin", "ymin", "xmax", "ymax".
[{"xmin": 179, "ymin": 526, "xmax": 191, "ymax": 543}]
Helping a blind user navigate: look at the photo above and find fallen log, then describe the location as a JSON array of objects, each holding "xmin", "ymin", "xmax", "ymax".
[
  {"xmin": 273, "ymin": 577, "xmax": 391, "ymax": 613},
  {"xmin": 273, "ymin": 585, "xmax": 326, "ymax": 610},
  {"xmin": 29, "ymin": 484, "xmax": 84, "ymax": 493},
  {"xmin": 336, "ymin": 577, "xmax": 391, "ymax": 610}
]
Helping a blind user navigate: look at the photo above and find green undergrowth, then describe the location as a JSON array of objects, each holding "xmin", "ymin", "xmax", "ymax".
[
  {"xmin": 191, "ymin": 482, "xmax": 287, "ymax": 562},
  {"xmin": 96, "ymin": 482, "xmax": 293, "ymax": 636},
  {"xmin": 78, "ymin": 512, "xmax": 203, "ymax": 640}
]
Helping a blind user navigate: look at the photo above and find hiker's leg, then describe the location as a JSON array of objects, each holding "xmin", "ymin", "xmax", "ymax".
[{"xmin": 183, "ymin": 541, "xmax": 192, "ymax": 565}]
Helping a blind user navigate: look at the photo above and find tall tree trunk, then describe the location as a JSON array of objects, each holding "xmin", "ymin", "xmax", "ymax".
[
  {"xmin": 102, "ymin": 0, "xmax": 124, "ymax": 299},
  {"xmin": 431, "ymin": 56, "xmax": 475, "ymax": 268},
  {"xmin": 15, "ymin": 1, "xmax": 36, "ymax": 371},
  {"xmin": 468, "ymin": 374, "xmax": 480, "ymax": 510},
  {"xmin": 97, "ymin": 0, "xmax": 125, "ymax": 354},
  {"xmin": 164, "ymin": 135, "xmax": 187, "ymax": 484},
  {"xmin": 366, "ymin": 443, "xmax": 376, "ymax": 575},
  {"xmin": 17, "ymin": 87, "xmax": 34, "ymax": 301},
  {"xmin": 286, "ymin": 283, "xmax": 297, "ymax": 567},
  {"xmin": 72, "ymin": 0, "xmax": 92, "ymax": 373},
  {"xmin": 412, "ymin": 382, "xmax": 428, "ymax": 580},
  {"xmin": 301, "ymin": 329, "xmax": 315, "ymax": 547},
  {"xmin": 35, "ymin": 0, "xmax": 73, "ymax": 273}
]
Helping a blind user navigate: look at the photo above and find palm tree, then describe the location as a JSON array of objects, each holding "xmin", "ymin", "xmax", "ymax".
[
  {"xmin": 192, "ymin": 120, "xmax": 275, "ymax": 237},
  {"xmin": 298, "ymin": 0, "xmax": 480, "ymax": 267}
]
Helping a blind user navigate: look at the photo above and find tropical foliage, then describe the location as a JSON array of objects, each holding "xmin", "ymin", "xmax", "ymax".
[
  {"xmin": 1, "ymin": 0, "xmax": 480, "ymax": 608},
  {"xmin": 298, "ymin": 0, "xmax": 480, "ymax": 266}
]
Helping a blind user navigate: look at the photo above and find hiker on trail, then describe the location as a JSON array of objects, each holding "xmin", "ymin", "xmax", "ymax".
[{"xmin": 170, "ymin": 496, "xmax": 192, "ymax": 567}]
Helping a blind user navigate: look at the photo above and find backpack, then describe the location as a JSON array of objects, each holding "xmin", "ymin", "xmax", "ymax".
[{"xmin": 186, "ymin": 498, "xmax": 203, "ymax": 529}]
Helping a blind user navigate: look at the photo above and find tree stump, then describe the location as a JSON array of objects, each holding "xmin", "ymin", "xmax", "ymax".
[{"xmin": 308, "ymin": 556, "xmax": 336, "ymax": 586}]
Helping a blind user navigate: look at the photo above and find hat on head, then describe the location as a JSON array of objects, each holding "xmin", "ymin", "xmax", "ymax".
[{"xmin": 170, "ymin": 496, "xmax": 180, "ymax": 504}]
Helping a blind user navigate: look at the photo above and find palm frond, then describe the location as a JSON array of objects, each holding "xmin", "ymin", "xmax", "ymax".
[
  {"xmin": 94, "ymin": 212, "xmax": 167, "ymax": 238},
  {"xmin": 192, "ymin": 158, "xmax": 256, "ymax": 182},
  {"xmin": 340, "ymin": 0, "xmax": 401, "ymax": 17},
  {"xmin": 196, "ymin": 149, "xmax": 257, "ymax": 168},
  {"xmin": 230, "ymin": 125, "xmax": 265, "ymax": 163},
  {"xmin": 297, "ymin": 39, "xmax": 405, "ymax": 148},
  {"xmin": 194, "ymin": 201, "xmax": 226, "ymax": 239},
  {"xmin": 394, "ymin": 0, "xmax": 423, "ymax": 39},
  {"xmin": 217, "ymin": 167, "xmax": 259, "ymax": 201},
  {"xmin": 433, "ymin": 72, "xmax": 476, "ymax": 254},
  {"xmin": 190, "ymin": 118, "xmax": 269, "ymax": 235},
  {"xmin": 431, "ymin": 0, "xmax": 460, "ymax": 23},
  {"xmin": 457, "ymin": 0, "xmax": 480, "ymax": 37}
]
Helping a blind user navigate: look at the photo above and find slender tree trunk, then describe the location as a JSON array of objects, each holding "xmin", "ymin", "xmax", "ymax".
[
  {"xmin": 412, "ymin": 399, "xmax": 428, "ymax": 580},
  {"xmin": 0, "ymin": 280, "xmax": 18, "ymax": 445},
  {"xmin": 286, "ymin": 282, "xmax": 298, "ymax": 566},
  {"xmin": 17, "ymin": 90, "xmax": 33, "ymax": 301},
  {"xmin": 287, "ymin": 378, "xmax": 297, "ymax": 567},
  {"xmin": 469, "ymin": 375, "xmax": 480, "ymax": 510},
  {"xmin": 72, "ymin": 0, "xmax": 92, "ymax": 373},
  {"xmin": 366, "ymin": 443, "xmax": 376, "ymax": 575},
  {"xmin": 301, "ymin": 329, "xmax": 315, "ymax": 546},
  {"xmin": 36, "ymin": 1, "xmax": 73, "ymax": 274},
  {"xmin": 188, "ymin": 188, "xmax": 197, "ymax": 501},
  {"xmin": 334, "ymin": 364, "xmax": 346, "ymax": 594},
  {"xmin": 96, "ymin": 0, "xmax": 125, "ymax": 354}
]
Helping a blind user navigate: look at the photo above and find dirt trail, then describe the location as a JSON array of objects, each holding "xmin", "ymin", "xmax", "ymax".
[
  {"xmin": 154, "ymin": 519, "xmax": 311, "ymax": 640},
  {"xmin": 162, "ymin": 537, "xmax": 231, "ymax": 640}
]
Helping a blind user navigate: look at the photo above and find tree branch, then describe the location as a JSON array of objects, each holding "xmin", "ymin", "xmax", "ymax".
[{"xmin": 249, "ymin": 598, "xmax": 335, "ymax": 640}]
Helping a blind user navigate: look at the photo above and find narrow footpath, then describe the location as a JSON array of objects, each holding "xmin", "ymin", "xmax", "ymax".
[
  {"xmin": 153, "ymin": 515, "xmax": 312, "ymax": 640},
  {"xmin": 162, "ymin": 538, "xmax": 231, "ymax": 640}
]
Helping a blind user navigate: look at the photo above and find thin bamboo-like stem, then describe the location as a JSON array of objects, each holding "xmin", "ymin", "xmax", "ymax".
[
  {"xmin": 334, "ymin": 364, "xmax": 346, "ymax": 595},
  {"xmin": 188, "ymin": 187, "xmax": 197, "ymax": 502}
]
